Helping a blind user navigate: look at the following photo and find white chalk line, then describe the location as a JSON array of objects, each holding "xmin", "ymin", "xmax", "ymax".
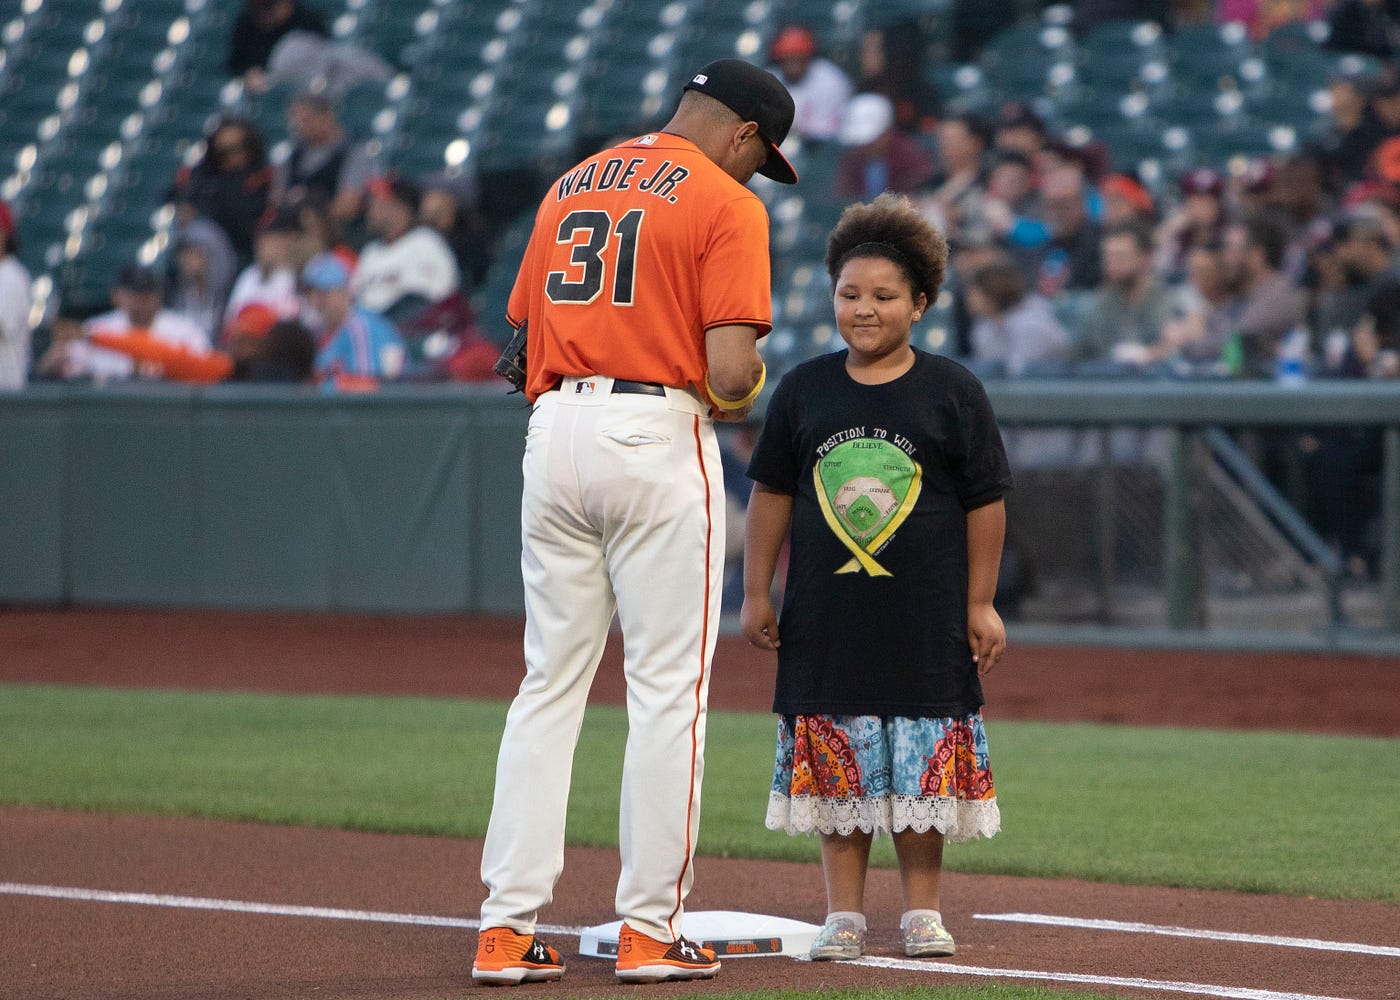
[
  {"xmin": 1, "ymin": 883, "xmax": 1375, "ymax": 1000},
  {"xmin": 0, "ymin": 882, "xmax": 584, "ymax": 937},
  {"xmin": 840, "ymin": 955, "xmax": 1361, "ymax": 1000},
  {"xmin": 974, "ymin": 912, "xmax": 1400, "ymax": 958}
]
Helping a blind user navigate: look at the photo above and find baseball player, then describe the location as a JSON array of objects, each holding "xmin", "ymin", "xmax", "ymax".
[{"xmin": 471, "ymin": 59, "xmax": 796, "ymax": 986}]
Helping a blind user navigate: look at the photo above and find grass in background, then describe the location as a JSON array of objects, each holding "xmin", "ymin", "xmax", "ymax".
[{"xmin": 1, "ymin": 683, "xmax": 1397, "ymax": 903}]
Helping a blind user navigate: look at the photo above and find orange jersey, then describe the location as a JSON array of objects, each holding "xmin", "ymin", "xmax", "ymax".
[{"xmin": 507, "ymin": 133, "xmax": 773, "ymax": 401}]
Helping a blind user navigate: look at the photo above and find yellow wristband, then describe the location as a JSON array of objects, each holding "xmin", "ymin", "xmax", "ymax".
[{"xmin": 706, "ymin": 363, "xmax": 766, "ymax": 411}]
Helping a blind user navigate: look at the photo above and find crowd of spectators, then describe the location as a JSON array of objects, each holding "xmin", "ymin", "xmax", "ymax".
[
  {"xmin": 0, "ymin": 0, "xmax": 498, "ymax": 392},
  {"xmin": 768, "ymin": 5, "xmax": 1400, "ymax": 389},
  {"xmin": 3, "ymin": 0, "xmax": 1400, "ymax": 403}
]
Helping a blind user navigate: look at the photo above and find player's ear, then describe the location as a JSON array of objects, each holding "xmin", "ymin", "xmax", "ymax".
[{"xmin": 735, "ymin": 120, "xmax": 760, "ymax": 151}]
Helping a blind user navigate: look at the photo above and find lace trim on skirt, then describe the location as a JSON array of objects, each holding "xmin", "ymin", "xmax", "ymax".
[{"xmin": 766, "ymin": 790, "xmax": 1001, "ymax": 842}]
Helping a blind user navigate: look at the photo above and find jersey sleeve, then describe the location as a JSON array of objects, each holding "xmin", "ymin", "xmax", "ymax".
[
  {"xmin": 505, "ymin": 204, "xmax": 546, "ymax": 329},
  {"xmin": 745, "ymin": 371, "xmax": 800, "ymax": 494},
  {"xmin": 947, "ymin": 370, "xmax": 1013, "ymax": 511},
  {"xmin": 698, "ymin": 194, "xmax": 773, "ymax": 335}
]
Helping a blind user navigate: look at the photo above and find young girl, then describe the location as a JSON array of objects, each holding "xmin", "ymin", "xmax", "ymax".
[{"xmin": 741, "ymin": 193, "xmax": 1011, "ymax": 960}]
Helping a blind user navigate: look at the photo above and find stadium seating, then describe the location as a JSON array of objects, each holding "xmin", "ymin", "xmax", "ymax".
[{"xmin": 3, "ymin": 0, "xmax": 1367, "ymax": 380}]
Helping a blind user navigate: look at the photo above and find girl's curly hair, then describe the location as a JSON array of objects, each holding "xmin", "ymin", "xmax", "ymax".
[{"xmin": 824, "ymin": 193, "xmax": 948, "ymax": 304}]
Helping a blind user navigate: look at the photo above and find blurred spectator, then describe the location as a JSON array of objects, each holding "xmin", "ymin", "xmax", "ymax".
[
  {"xmin": 171, "ymin": 117, "xmax": 274, "ymax": 266},
  {"xmin": 1218, "ymin": 0, "xmax": 1328, "ymax": 39},
  {"xmin": 1313, "ymin": 209, "xmax": 1400, "ymax": 351},
  {"xmin": 1100, "ymin": 173, "xmax": 1157, "ymax": 228},
  {"xmin": 856, "ymin": 18, "xmax": 940, "ymax": 133},
  {"xmin": 1369, "ymin": 72, "xmax": 1400, "ymax": 135},
  {"xmin": 1271, "ymin": 151, "xmax": 1336, "ymax": 279},
  {"xmin": 227, "ymin": 0, "xmax": 328, "ymax": 90},
  {"xmin": 301, "ymin": 254, "xmax": 405, "ymax": 385},
  {"xmin": 918, "ymin": 113, "xmax": 992, "ymax": 248},
  {"xmin": 1154, "ymin": 167, "xmax": 1226, "ymax": 282},
  {"xmin": 1220, "ymin": 214, "xmax": 1307, "ymax": 376},
  {"xmin": 275, "ymin": 92, "xmax": 378, "ymax": 224},
  {"xmin": 1036, "ymin": 166, "xmax": 1103, "ymax": 296},
  {"xmin": 224, "ymin": 206, "xmax": 303, "ymax": 338},
  {"xmin": 1323, "ymin": 67, "xmax": 1389, "ymax": 184},
  {"xmin": 766, "ymin": 24, "xmax": 853, "ymax": 144},
  {"xmin": 1232, "ymin": 157, "xmax": 1279, "ymax": 218},
  {"xmin": 966, "ymin": 258, "xmax": 1071, "ymax": 376},
  {"xmin": 835, "ymin": 93, "xmax": 937, "ymax": 201},
  {"xmin": 0, "ymin": 201, "xmax": 32, "ymax": 390},
  {"xmin": 166, "ymin": 218, "xmax": 239, "ymax": 342},
  {"xmin": 223, "ymin": 302, "xmax": 280, "ymax": 376},
  {"xmin": 353, "ymin": 176, "xmax": 459, "ymax": 322},
  {"xmin": 993, "ymin": 101, "xmax": 1049, "ymax": 161},
  {"xmin": 947, "ymin": 235, "xmax": 1012, "ymax": 356},
  {"xmin": 38, "ymin": 264, "xmax": 212, "ymax": 383},
  {"xmin": 419, "ymin": 173, "xmax": 493, "ymax": 292},
  {"xmin": 232, "ymin": 313, "xmax": 318, "ymax": 382},
  {"xmin": 1173, "ymin": 0, "xmax": 1214, "ymax": 27},
  {"xmin": 1325, "ymin": 0, "xmax": 1400, "ymax": 59},
  {"xmin": 290, "ymin": 192, "xmax": 356, "ymax": 266},
  {"xmin": 983, "ymin": 151, "xmax": 1042, "ymax": 237},
  {"xmin": 1160, "ymin": 239, "xmax": 1235, "ymax": 363},
  {"xmin": 263, "ymin": 30, "xmax": 393, "ymax": 101},
  {"xmin": 1350, "ymin": 276, "xmax": 1400, "ymax": 376},
  {"xmin": 1080, "ymin": 221, "xmax": 1176, "ymax": 363}
]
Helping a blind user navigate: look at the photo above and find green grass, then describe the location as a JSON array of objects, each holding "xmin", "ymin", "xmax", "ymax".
[{"xmin": 1, "ymin": 683, "xmax": 1397, "ymax": 903}]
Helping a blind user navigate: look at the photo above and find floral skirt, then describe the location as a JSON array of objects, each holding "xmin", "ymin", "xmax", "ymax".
[{"xmin": 766, "ymin": 713, "xmax": 1000, "ymax": 843}]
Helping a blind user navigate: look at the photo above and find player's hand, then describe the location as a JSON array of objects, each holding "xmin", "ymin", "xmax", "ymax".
[
  {"xmin": 740, "ymin": 596, "xmax": 780, "ymax": 650},
  {"xmin": 710, "ymin": 401, "xmax": 754, "ymax": 423},
  {"xmin": 967, "ymin": 601, "xmax": 1005, "ymax": 677}
]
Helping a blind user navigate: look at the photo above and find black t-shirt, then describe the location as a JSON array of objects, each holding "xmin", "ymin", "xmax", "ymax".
[{"xmin": 747, "ymin": 349, "xmax": 1012, "ymax": 717}]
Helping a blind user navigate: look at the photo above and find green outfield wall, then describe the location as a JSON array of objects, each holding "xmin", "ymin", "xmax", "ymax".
[{"xmin": 2, "ymin": 381, "xmax": 1398, "ymax": 637}]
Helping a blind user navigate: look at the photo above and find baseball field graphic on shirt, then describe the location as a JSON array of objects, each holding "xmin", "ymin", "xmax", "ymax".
[{"xmin": 813, "ymin": 437, "xmax": 922, "ymax": 577}]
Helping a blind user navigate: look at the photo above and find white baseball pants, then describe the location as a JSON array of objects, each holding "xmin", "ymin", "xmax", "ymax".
[{"xmin": 479, "ymin": 375, "xmax": 725, "ymax": 943}]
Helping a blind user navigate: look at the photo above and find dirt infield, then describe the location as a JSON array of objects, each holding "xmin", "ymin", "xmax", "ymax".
[{"xmin": 2, "ymin": 608, "xmax": 1398, "ymax": 1000}]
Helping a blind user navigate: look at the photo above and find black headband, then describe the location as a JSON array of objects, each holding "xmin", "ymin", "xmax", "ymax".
[{"xmin": 839, "ymin": 241, "xmax": 920, "ymax": 290}]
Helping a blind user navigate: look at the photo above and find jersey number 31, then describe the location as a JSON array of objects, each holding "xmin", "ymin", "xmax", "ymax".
[{"xmin": 546, "ymin": 209, "xmax": 644, "ymax": 307}]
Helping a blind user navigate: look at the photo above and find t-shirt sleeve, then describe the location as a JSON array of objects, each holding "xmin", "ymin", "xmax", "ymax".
[
  {"xmin": 745, "ymin": 372, "xmax": 800, "ymax": 494},
  {"xmin": 947, "ymin": 371, "xmax": 1013, "ymax": 511},
  {"xmin": 699, "ymin": 195, "xmax": 772, "ymax": 335}
]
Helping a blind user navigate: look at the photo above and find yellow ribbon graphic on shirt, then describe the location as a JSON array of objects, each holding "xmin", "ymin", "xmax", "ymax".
[{"xmin": 813, "ymin": 439, "xmax": 922, "ymax": 577}]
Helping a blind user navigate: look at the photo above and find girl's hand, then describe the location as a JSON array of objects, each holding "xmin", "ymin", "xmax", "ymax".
[
  {"xmin": 968, "ymin": 602, "xmax": 1005, "ymax": 677},
  {"xmin": 741, "ymin": 595, "xmax": 781, "ymax": 650}
]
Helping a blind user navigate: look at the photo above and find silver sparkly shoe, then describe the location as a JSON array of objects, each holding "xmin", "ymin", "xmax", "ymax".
[
  {"xmin": 902, "ymin": 912, "xmax": 956, "ymax": 957},
  {"xmin": 808, "ymin": 915, "xmax": 866, "ymax": 961}
]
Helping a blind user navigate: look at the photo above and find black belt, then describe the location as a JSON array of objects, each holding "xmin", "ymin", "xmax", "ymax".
[{"xmin": 611, "ymin": 379, "xmax": 666, "ymax": 397}]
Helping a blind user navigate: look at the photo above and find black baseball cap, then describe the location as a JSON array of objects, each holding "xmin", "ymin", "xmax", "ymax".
[
  {"xmin": 115, "ymin": 262, "xmax": 162, "ymax": 294},
  {"xmin": 683, "ymin": 58, "xmax": 798, "ymax": 184}
]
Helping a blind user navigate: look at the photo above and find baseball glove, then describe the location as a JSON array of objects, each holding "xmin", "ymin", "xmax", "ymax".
[{"xmin": 493, "ymin": 320, "xmax": 528, "ymax": 393}]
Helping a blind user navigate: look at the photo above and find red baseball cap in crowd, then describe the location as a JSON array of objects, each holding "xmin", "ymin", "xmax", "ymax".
[
  {"xmin": 0, "ymin": 200, "xmax": 13, "ymax": 235},
  {"xmin": 229, "ymin": 303, "xmax": 280, "ymax": 339},
  {"xmin": 1102, "ymin": 173, "xmax": 1155, "ymax": 215},
  {"xmin": 684, "ymin": 58, "xmax": 798, "ymax": 184},
  {"xmin": 771, "ymin": 25, "xmax": 818, "ymax": 60},
  {"xmin": 1371, "ymin": 136, "xmax": 1400, "ymax": 184}
]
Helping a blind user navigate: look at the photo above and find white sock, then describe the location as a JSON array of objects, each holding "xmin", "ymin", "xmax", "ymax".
[
  {"xmin": 825, "ymin": 910, "xmax": 866, "ymax": 929},
  {"xmin": 900, "ymin": 908, "xmax": 942, "ymax": 930}
]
